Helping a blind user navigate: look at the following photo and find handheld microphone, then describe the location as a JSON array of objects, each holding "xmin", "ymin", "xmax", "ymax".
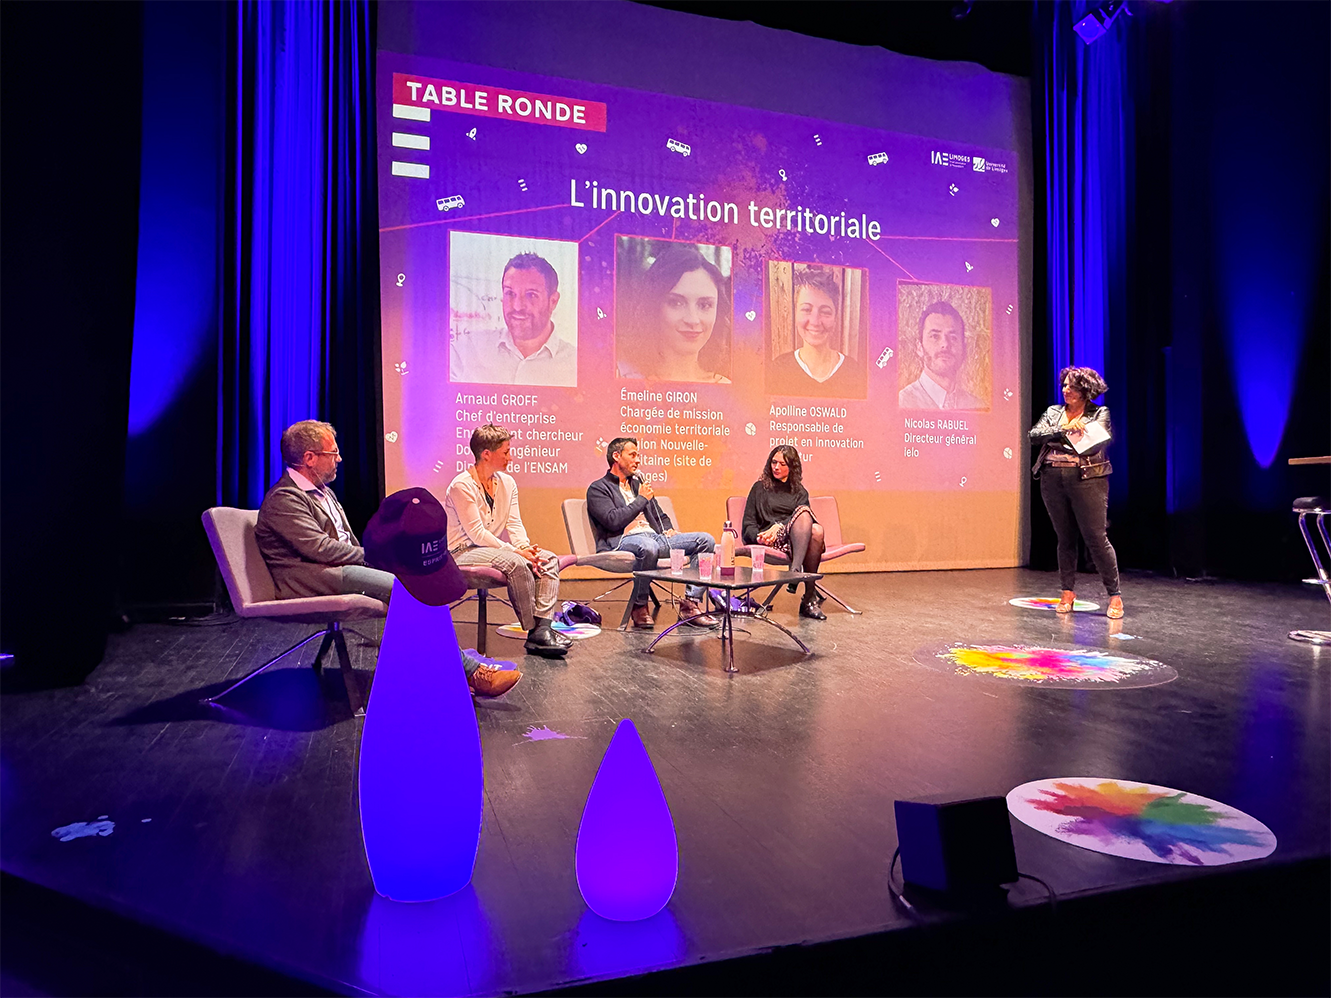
[{"xmin": 631, "ymin": 471, "xmax": 660, "ymax": 513}]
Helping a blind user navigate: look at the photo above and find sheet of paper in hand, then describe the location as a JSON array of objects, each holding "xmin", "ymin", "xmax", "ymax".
[{"xmin": 1071, "ymin": 419, "xmax": 1110, "ymax": 454}]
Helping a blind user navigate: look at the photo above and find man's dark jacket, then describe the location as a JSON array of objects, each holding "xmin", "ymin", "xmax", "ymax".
[
  {"xmin": 1028, "ymin": 401, "xmax": 1113, "ymax": 479},
  {"xmin": 585, "ymin": 471, "xmax": 675, "ymax": 552}
]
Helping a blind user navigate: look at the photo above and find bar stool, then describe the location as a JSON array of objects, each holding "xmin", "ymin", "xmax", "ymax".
[{"xmin": 1290, "ymin": 495, "xmax": 1331, "ymax": 645}]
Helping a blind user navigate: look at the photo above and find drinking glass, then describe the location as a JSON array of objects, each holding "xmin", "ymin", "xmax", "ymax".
[
  {"xmin": 697, "ymin": 552, "xmax": 714, "ymax": 580},
  {"xmin": 669, "ymin": 548, "xmax": 685, "ymax": 574},
  {"xmin": 751, "ymin": 547, "xmax": 766, "ymax": 571}
]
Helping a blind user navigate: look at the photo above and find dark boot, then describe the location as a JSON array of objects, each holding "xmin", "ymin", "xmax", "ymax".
[{"xmin": 799, "ymin": 594, "xmax": 826, "ymax": 620}]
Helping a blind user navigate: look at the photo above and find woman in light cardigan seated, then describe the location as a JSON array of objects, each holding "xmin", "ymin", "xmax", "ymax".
[{"xmin": 444, "ymin": 424, "xmax": 571, "ymax": 658}]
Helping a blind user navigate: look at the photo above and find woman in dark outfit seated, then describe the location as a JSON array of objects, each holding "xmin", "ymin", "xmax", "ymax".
[
  {"xmin": 741, "ymin": 444, "xmax": 826, "ymax": 619},
  {"xmin": 1028, "ymin": 366, "xmax": 1123, "ymax": 618}
]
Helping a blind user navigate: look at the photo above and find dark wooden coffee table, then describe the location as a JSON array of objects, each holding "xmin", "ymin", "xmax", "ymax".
[{"xmin": 633, "ymin": 566, "xmax": 824, "ymax": 672}]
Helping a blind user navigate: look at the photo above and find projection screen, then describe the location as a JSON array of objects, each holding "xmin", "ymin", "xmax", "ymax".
[{"xmin": 376, "ymin": 2, "xmax": 1032, "ymax": 571}]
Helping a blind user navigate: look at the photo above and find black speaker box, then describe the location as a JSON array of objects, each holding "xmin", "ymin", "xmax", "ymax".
[{"xmin": 894, "ymin": 795, "xmax": 1018, "ymax": 893}]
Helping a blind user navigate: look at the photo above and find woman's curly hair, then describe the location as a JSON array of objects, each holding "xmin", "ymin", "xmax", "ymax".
[
  {"xmin": 760, "ymin": 444, "xmax": 803, "ymax": 492},
  {"xmin": 1059, "ymin": 366, "xmax": 1108, "ymax": 400}
]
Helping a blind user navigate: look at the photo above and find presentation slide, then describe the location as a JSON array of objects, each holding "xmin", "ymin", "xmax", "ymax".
[{"xmin": 377, "ymin": 32, "xmax": 1027, "ymax": 570}]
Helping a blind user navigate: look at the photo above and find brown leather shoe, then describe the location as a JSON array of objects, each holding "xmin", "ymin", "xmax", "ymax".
[
  {"xmin": 468, "ymin": 664, "xmax": 522, "ymax": 698},
  {"xmin": 677, "ymin": 597, "xmax": 719, "ymax": 628},
  {"xmin": 630, "ymin": 603, "xmax": 655, "ymax": 629}
]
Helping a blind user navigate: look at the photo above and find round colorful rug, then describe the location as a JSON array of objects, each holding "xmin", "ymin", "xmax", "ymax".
[
  {"xmin": 1007, "ymin": 777, "xmax": 1277, "ymax": 866},
  {"xmin": 1009, "ymin": 596, "xmax": 1101, "ymax": 612},
  {"xmin": 916, "ymin": 643, "xmax": 1176, "ymax": 689},
  {"xmin": 496, "ymin": 622, "xmax": 602, "ymax": 640}
]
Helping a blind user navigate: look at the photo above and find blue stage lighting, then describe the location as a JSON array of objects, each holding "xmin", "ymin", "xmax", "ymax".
[
  {"xmin": 575, "ymin": 718, "xmax": 678, "ymax": 921},
  {"xmin": 1074, "ymin": 2, "xmax": 1129, "ymax": 44},
  {"xmin": 1213, "ymin": 151, "xmax": 1315, "ymax": 471},
  {"xmin": 358, "ymin": 582, "xmax": 483, "ymax": 901},
  {"xmin": 1220, "ymin": 288, "xmax": 1303, "ymax": 470},
  {"xmin": 127, "ymin": 3, "xmax": 220, "ymax": 436}
]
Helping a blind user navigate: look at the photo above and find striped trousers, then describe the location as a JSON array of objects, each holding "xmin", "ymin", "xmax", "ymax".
[{"xmin": 452, "ymin": 546, "xmax": 560, "ymax": 630}]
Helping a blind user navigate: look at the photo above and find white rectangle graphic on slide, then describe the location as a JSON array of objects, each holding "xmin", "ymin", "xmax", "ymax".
[
  {"xmin": 392, "ymin": 103, "xmax": 430, "ymax": 121},
  {"xmin": 392, "ymin": 132, "xmax": 430, "ymax": 150},
  {"xmin": 391, "ymin": 161, "xmax": 430, "ymax": 178}
]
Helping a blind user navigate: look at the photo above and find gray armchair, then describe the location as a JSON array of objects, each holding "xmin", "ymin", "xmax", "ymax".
[
  {"xmin": 560, "ymin": 498, "xmax": 651, "ymax": 629},
  {"xmin": 201, "ymin": 507, "xmax": 386, "ymax": 713}
]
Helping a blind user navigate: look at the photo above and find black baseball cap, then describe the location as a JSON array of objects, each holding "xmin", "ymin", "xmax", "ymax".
[{"xmin": 363, "ymin": 488, "xmax": 467, "ymax": 606}]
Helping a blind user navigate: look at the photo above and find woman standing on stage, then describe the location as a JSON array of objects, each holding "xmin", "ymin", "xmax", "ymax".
[
  {"xmin": 1028, "ymin": 366, "xmax": 1123, "ymax": 618},
  {"xmin": 741, "ymin": 445, "xmax": 826, "ymax": 619}
]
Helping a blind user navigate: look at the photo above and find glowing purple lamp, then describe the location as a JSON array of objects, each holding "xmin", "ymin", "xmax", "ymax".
[
  {"xmin": 358, "ymin": 581, "xmax": 483, "ymax": 901},
  {"xmin": 575, "ymin": 718, "xmax": 678, "ymax": 920}
]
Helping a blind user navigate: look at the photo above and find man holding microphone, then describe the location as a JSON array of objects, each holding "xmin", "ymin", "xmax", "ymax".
[{"xmin": 584, "ymin": 437, "xmax": 717, "ymax": 630}]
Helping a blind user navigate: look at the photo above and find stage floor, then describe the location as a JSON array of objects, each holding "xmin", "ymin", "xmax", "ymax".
[{"xmin": 2, "ymin": 569, "xmax": 1329, "ymax": 996}]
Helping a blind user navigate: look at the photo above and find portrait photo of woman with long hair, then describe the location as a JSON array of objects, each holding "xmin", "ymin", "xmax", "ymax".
[{"xmin": 615, "ymin": 237, "xmax": 732, "ymax": 384}]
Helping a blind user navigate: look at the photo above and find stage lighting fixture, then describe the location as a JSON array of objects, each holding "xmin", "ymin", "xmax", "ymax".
[{"xmin": 1073, "ymin": 1, "xmax": 1130, "ymax": 44}]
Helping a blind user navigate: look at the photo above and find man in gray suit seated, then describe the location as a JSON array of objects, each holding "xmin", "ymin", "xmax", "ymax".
[
  {"xmin": 255, "ymin": 419, "xmax": 520, "ymax": 697},
  {"xmin": 255, "ymin": 420, "xmax": 394, "ymax": 602}
]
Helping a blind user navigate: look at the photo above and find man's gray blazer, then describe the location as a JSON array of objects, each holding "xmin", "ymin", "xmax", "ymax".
[{"xmin": 255, "ymin": 471, "xmax": 366, "ymax": 598}]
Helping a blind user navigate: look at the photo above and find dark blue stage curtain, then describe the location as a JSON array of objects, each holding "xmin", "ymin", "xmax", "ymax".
[
  {"xmin": 1, "ymin": 2, "xmax": 143, "ymax": 681},
  {"xmin": 1033, "ymin": 0, "xmax": 1143, "ymax": 549},
  {"xmin": 219, "ymin": 0, "xmax": 382, "ymax": 525},
  {"xmin": 1029, "ymin": 0, "xmax": 1136, "ymax": 573},
  {"xmin": 1035, "ymin": 2, "xmax": 1131, "ymax": 410}
]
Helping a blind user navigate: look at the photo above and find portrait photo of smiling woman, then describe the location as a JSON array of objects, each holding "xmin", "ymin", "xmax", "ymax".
[
  {"xmin": 764, "ymin": 262, "xmax": 868, "ymax": 399},
  {"xmin": 615, "ymin": 237, "xmax": 733, "ymax": 384}
]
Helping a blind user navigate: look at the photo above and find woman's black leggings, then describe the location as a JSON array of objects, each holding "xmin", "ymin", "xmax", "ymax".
[
  {"xmin": 788, "ymin": 506, "xmax": 824, "ymax": 598},
  {"xmin": 1039, "ymin": 467, "xmax": 1120, "ymax": 596}
]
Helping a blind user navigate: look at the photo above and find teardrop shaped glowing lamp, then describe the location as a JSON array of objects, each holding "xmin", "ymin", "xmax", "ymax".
[
  {"xmin": 358, "ymin": 581, "xmax": 483, "ymax": 901},
  {"xmin": 575, "ymin": 718, "xmax": 679, "ymax": 920}
]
